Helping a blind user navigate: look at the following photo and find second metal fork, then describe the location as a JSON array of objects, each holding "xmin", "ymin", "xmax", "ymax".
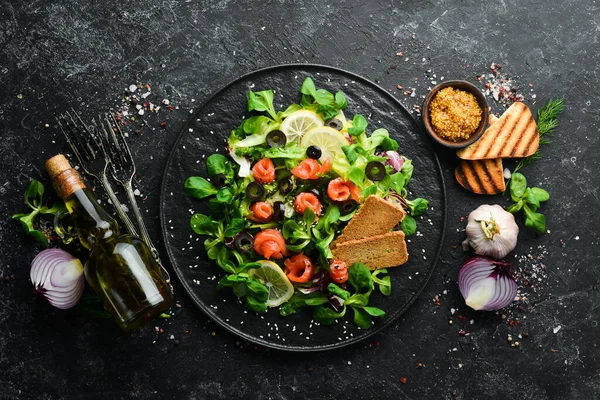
[
  {"xmin": 57, "ymin": 110, "xmax": 140, "ymax": 237},
  {"xmin": 96, "ymin": 113, "xmax": 170, "ymax": 285}
]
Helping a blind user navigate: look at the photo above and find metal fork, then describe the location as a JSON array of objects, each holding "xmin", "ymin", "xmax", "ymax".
[
  {"xmin": 96, "ymin": 113, "xmax": 171, "ymax": 285},
  {"xmin": 56, "ymin": 110, "xmax": 140, "ymax": 237}
]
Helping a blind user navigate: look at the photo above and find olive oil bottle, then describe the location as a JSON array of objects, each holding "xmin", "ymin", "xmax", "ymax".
[{"xmin": 46, "ymin": 154, "xmax": 172, "ymax": 331}]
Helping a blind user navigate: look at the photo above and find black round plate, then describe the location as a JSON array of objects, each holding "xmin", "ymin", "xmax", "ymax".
[{"xmin": 160, "ymin": 64, "xmax": 446, "ymax": 351}]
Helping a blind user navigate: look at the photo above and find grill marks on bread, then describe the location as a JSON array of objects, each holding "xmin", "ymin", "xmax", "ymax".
[
  {"xmin": 454, "ymin": 114, "xmax": 505, "ymax": 195},
  {"xmin": 455, "ymin": 158, "xmax": 505, "ymax": 195},
  {"xmin": 456, "ymin": 102, "xmax": 539, "ymax": 160}
]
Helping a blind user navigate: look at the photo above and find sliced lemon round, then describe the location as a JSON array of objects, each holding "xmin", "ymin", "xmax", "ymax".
[
  {"xmin": 300, "ymin": 126, "xmax": 350, "ymax": 162},
  {"xmin": 280, "ymin": 109, "xmax": 324, "ymax": 143},
  {"xmin": 249, "ymin": 260, "xmax": 294, "ymax": 307}
]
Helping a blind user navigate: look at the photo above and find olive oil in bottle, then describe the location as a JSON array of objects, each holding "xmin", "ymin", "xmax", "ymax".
[{"xmin": 46, "ymin": 154, "xmax": 172, "ymax": 331}]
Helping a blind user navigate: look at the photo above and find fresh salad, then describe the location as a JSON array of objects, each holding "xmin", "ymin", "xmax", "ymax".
[{"xmin": 184, "ymin": 77, "xmax": 428, "ymax": 329}]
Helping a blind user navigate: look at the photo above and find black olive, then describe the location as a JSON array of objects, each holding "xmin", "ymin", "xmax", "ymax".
[
  {"xmin": 306, "ymin": 145, "xmax": 322, "ymax": 160},
  {"xmin": 266, "ymin": 130, "xmax": 287, "ymax": 148},
  {"xmin": 325, "ymin": 118, "xmax": 343, "ymax": 131},
  {"xmin": 365, "ymin": 161, "xmax": 386, "ymax": 181},
  {"xmin": 339, "ymin": 199, "xmax": 358, "ymax": 215},
  {"xmin": 272, "ymin": 201, "xmax": 285, "ymax": 221},
  {"xmin": 245, "ymin": 181, "xmax": 265, "ymax": 201},
  {"xmin": 212, "ymin": 173, "xmax": 227, "ymax": 188},
  {"xmin": 278, "ymin": 177, "xmax": 294, "ymax": 195},
  {"xmin": 234, "ymin": 232, "xmax": 254, "ymax": 253},
  {"xmin": 308, "ymin": 187, "xmax": 322, "ymax": 200}
]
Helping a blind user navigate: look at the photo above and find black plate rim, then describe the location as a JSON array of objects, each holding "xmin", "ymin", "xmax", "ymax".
[{"xmin": 159, "ymin": 63, "xmax": 447, "ymax": 352}]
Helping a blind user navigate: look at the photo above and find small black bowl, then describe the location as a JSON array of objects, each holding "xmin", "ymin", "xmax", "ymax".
[{"xmin": 422, "ymin": 80, "xmax": 488, "ymax": 150}]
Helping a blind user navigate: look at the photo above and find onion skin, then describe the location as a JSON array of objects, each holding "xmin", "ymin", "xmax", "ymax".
[
  {"xmin": 458, "ymin": 256, "xmax": 517, "ymax": 311},
  {"xmin": 465, "ymin": 204, "xmax": 519, "ymax": 260},
  {"xmin": 30, "ymin": 249, "xmax": 85, "ymax": 309}
]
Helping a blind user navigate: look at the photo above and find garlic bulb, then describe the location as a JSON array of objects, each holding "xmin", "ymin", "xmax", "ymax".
[{"xmin": 464, "ymin": 204, "xmax": 519, "ymax": 260}]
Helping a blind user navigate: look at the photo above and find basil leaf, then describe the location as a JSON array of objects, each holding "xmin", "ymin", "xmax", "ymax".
[
  {"xmin": 245, "ymin": 295, "xmax": 268, "ymax": 313},
  {"xmin": 300, "ymin": 77, "xmax": 316, "ymax": 95},
  {"xmin": 348, "ymin": 263, "xmax": 372, "ymax": 294},
  {"xmin": 510, "ymin": 172, "xmax": 527, "ymax": 201},
  {"xmin": 363, "ymin": 306, "xmax": 386, "ymax": 317},
  {"xmin": 407, "ymin": 198, "xmax": 428, "ymax": 216},
  {"xmin": 506, "ymin": 200, "xmax": 523, "ymax": 214},
  {"xmin": 206, "ymin": 154, "xmax": 228, "ymax": 176},
  {"xmin": 348, "ymin": 114, "xmax": 368, "ymax": 136},
  {"xmin": 372, "ymin": 269, "xmax": 391, "ymax": 296},
  {"xmin": 247, "ymin": 90, "xmax": 274, "ymax": 115},
  {"xmin": 531, "ymin": 187, "xmax": 550, "ymax": 202},
  {"xmin": 313, "ymin": 305, "xmax": 346, "ymax": 325},
  {"xmin": 401, "ymin": 215, "xmax": 417, "ymax": 236},
  {"xmin": 184, "ymin": 176, "xmax": 218, "ymax": 199},
  {"xmin": 361, "ymin": 185, "xmax": 378, "ymax": 198},
  {"xmin": 348, "ymin": 166, "xmax": 365, "ymax": 188},
  {"xmin": 190, "ymin": 213, "xmax": 219, "ymax": 236},
  {"xmin": 216, "ymin": 246, "xmax": 236, "ymax": 273},
  {"xmin": 328, "ymin": 283, "xmax": 350, "ymax": 301},
  {"xmin": 389, "ymin": 172, "xmax": 406, "ymax": 194},
  {"xmin": 282, "ymin": 220, "xmax": 301, "ymax": 239},
  {"xmin": 352, "ymin": 307, "xmax": 372, "ymax": 329},
  {"xmin": 312, "ymin": 89, "xmax": 335, "ymax": 106},
  {"xmin": 342, "ymin": 145, "xmax": 359, "ymax": 164},
  {"xmin": 216, "ymin": 187, "xmax": 233, "ymax": 203},
  {"xmin": 347, "ymin": 293, "xmax": 369, "ymax": 307},
  {"xmin": 223, "ymin": 218, "xmax": 244, "ymax": 237},
  {"xmin": 316, "ymin": 104, "xmax": 339, "ymax": 120},
  {"xmin": 335, "ymin": 91, "xmax": 348, "ymax": 110},
  {"xmin": 524, "ymin": 188, "xmax": 540, "ymax": 211},
  {"xmin": 243, "ymin": 115, "xmax": 277, "ymax": 135},
  {"xmin": 246, "ymin": 279, "xmax": 269, "ymax": 303},
  {"xmin": 277, "ymin": 103, "xmax": 302, "ymax": 120},
  {"xmin": 523, "ymin": 204, "xmax": 546, "ymax": 234},
  {"xmin": 303, "ymin": 207, "xmax": 316, "ymax": 227},
  {"xmin": 24, "ymin": 180, "xmax": 44, "ymax": 209}
]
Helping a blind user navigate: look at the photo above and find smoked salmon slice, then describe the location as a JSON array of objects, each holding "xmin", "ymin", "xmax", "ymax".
[
  {"xmin": 253, "ymin": 229, "xmax": 289, "ymax": 259},
  {"xmin": 284, "ymin": 252, "xmax": 314, "ymax": 283},
  {"xmin": 294, "ymin": 192, "xmax": 322, "ymax": 217},
  {"xmin": 327, "ymin": 177, "xmax": 360, "ymax": 202},
  {"xmin": 291, "ymin": 158, "xmax": 330, "ymax": 180},
  {"xmin": 248, "ymin": 202, "xmax": 273, "ymax": 222},
  {"xmin": 252, "ymin": 158, "xmax": 275, "ymax": 184},
  {"xmin": 291, "ymin": 159, "xmax": 321, "ymax": 180}
]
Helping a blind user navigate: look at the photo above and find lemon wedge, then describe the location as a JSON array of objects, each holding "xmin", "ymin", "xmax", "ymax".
[
  {"xmin": 249, "ymin": 260, "xmax": 294, "ymax": 307},
  {"xmin": 280, "ymin": 110, "xmax": 324, "ymax": 143},
  {"xmin": 300, "ymin": 126, "xmax": 350, "ymax": 162}
]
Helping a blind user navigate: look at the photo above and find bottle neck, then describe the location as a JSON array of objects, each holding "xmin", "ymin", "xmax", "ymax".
[{"xmin": 64, "ymin": 188, "xmax": 119, "ymax": 249}]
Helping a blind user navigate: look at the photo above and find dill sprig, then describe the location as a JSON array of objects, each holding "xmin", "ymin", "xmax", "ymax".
[{"xmin": 513, "ymin": 98, "xmax": 564, "ymax": 174}]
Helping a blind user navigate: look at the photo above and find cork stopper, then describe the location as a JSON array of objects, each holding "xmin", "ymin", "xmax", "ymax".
[{"xmin": 45, "ymin": 154, "xmax": 86, "ymax": 199}]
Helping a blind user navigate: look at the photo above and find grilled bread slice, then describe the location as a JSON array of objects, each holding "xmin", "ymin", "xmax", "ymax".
[
  {"xmin": 332, "ymin": 195, "xmax": 405, "ymax": 247},
  {"xmin": 331, "ymin": 231, "xmax": 408, "ymax": 270},
  {"xmin": 455, "ymin": 158, "xmax": 505, "ymax": 194},
  {"xmin": 456, "ymin": 102, "xmax": 539, "ymax": 160},
  {"xmin": 454, "ymin": 114, "xmax": 506, "ymax": 195}
]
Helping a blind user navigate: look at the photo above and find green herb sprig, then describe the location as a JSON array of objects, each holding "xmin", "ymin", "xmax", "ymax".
[
  {"xmin": 511, "ymin": 98, "xmax": 564, "ymax": 177},
  {"xmin": 12, "ymin": 180, "xmax": 65, "ymax": 246},
  {"xmin": 506, "ymin": 172, "xmax": 550, "ymax": 234}
]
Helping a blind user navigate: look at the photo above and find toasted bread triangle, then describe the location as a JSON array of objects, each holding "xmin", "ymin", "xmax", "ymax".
[
  {"xmin": 456, "ymin": 102, "xmax": 539, "ymax": 160},
  {"xmin": 454, "ymin": 114, "xmax": 506, "ymax": 195},
  {"xmin": 332, "ymin": 195, "xmax": 405, "ymax": 246}
]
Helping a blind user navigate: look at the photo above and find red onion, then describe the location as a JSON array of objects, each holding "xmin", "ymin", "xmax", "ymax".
[
  {"xmin": 458, "ymin": 257, "xmax": 517, "ymax": 311},
  {"xmin": 30, "ymin": 249, "xmax": 85, "ymax": 309},
  {"xmin": 385, "ymin": 151, "xmax": 404, "ymax": 172}
]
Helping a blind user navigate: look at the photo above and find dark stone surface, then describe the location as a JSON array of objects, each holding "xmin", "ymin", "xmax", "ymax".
[{"xmin": 1, "ymin": 1, "xmax": 598, "ymax": 399}]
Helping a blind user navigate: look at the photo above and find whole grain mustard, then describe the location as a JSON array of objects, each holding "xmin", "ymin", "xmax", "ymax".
[{"xmin": 429, "ymin": 87, "xmax": 482, "ymax": 141}]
